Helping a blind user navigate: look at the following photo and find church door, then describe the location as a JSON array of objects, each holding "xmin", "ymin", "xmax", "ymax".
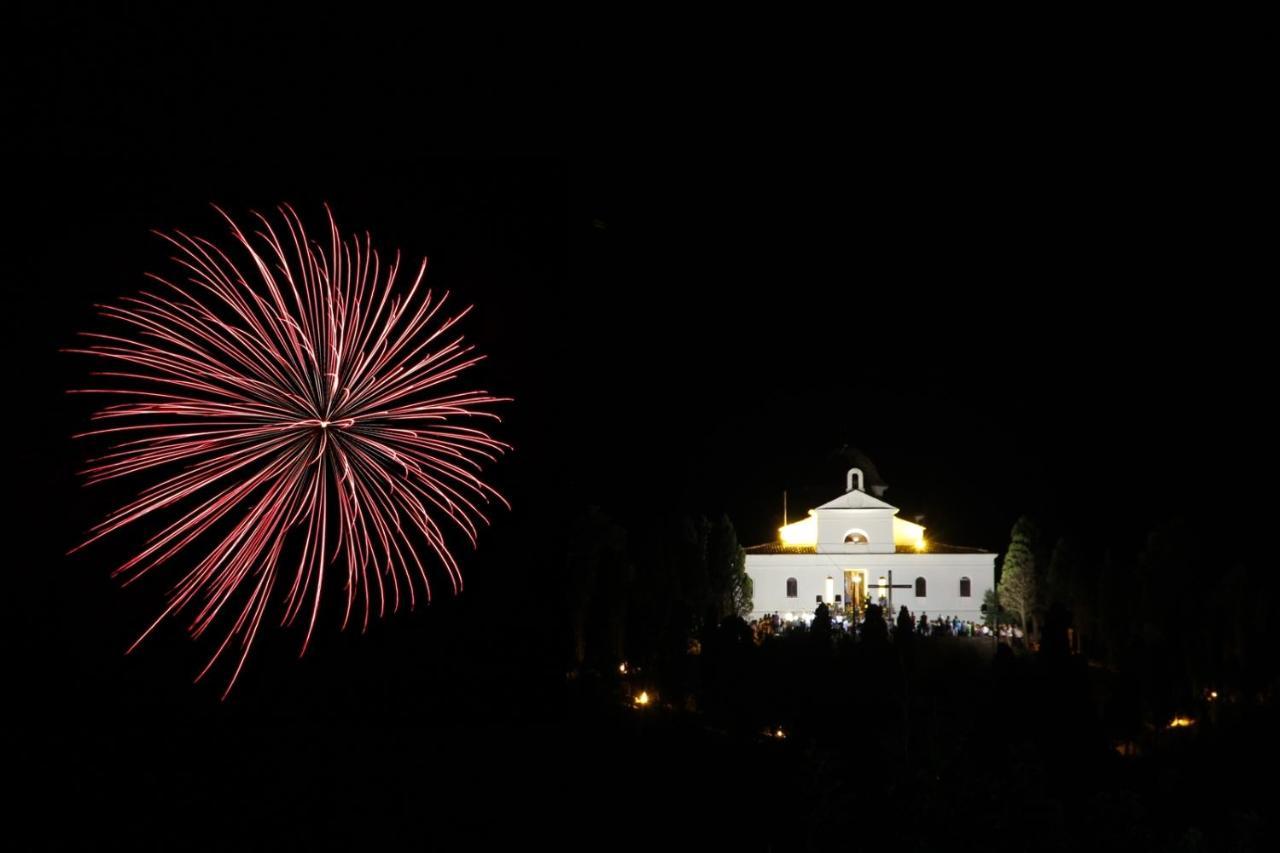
[{"xmin": 843, "ymin": 570, "xmax": 865, "ymax": 615}]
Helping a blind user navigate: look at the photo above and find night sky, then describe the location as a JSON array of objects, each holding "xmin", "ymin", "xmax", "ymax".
[{"xmin": 10, "ymin": 9, "xmax": 1269, "ymax": 845}]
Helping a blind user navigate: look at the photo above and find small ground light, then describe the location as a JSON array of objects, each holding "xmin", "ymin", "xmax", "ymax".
[
  {"xmin": 774, "ymin": 727, "xmax": 786, "ymax": 739},
  {"xmin": 618, "ymin": 662, "xmax": 628, "ymax": 675},
  {"xmin": 634, "ymin": 691, "xmax": 651, "ymax": 707},
  {"xmin": 1168, "ymin": 716, "xmax": 1196, "ymax": 729}
]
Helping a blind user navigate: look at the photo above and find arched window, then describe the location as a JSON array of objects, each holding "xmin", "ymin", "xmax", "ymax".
[
  {"xmin": 959, "ymin": 577, "xmax": 972, "ymax": 597},
  {"xmin": 786, "ymin": 578, "xmax": 798, "ymax": 598},
  {"xmin": 843, "ymin": 529, "xmax": 869, "ymax": 544},
  {"xmin": 915, "ymin": 577, "xmax": 927, "ymax": 597}
]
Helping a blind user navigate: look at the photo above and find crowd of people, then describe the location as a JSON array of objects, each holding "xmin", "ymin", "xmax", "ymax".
[{"xmin": 750, "ymin": 601, "xmax": 1026, "ymax": 645}]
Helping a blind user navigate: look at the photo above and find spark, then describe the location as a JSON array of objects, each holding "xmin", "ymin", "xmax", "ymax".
[{"xmin": 68, "ymin": 204, "xmax": 511, "ymax": 697}]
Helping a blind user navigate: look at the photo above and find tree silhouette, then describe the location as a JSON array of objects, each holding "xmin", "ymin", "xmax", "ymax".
[
  {"xmin": 998, "ymin": 516, "xmax": 1038, "ymax": 638},
  {"xmin": 707, "ymin": 513, "xmax": 752, "ymax": 620},
  {"xmin": 981, "ymin": 588, "xmax": 1003, "ymax": 629},
  {"xmin": 1045, "ymin": 536, "xmax": 1077, "ymax": 610},
  {"xmin": 566, "ymin": 506, "xmax": 629, "ymax": 666}
]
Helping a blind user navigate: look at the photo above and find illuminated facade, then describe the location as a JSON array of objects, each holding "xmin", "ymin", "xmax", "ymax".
[{"xmin": 745, "ymin": 468, "xmax": 995, "ymax": 623}]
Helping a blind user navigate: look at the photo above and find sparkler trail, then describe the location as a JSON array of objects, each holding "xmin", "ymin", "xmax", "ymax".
[{"xmin": 68, "ymin": 204, "xmax": 511, "ymax": 697}]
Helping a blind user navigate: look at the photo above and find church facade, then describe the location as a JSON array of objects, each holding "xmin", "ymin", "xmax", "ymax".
[{"xmin": 745, "ymin": 468, "xmax": 995, "ymax": 624}]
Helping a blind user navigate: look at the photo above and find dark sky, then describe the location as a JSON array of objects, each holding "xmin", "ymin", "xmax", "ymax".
[
  {"xmin": 16, "ymin": 147, "xmax": 1265, "ymax": 555},
  {"xmin": 10, "ymin": 9, "xmax": 1268, "ymax": 708}
]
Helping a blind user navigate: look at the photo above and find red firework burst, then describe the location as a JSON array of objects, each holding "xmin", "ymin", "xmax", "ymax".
[{"xmin": 68, "ymin": 204, "xmax": 510, "ymax": 696}]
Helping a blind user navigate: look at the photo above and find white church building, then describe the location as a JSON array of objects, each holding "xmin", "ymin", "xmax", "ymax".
[{"xmin": 745, "ymin": 468, "xmax": 995, "ymax": 624}]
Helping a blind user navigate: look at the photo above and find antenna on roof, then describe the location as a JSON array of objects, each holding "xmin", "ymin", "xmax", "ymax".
[{"xmin": 783, "ymin": 490, "xmax": 788, "ymax": 526}]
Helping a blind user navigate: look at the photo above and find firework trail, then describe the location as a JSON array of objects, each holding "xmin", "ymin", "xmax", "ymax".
[{"xmin": 68, "ymin": 205, "xmax": 510, "ymax": 696}]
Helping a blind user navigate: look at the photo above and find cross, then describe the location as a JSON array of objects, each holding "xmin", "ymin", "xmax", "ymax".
[{"xmin": 874, "ymin": 569, "xmax": 913, "ymax": 614}]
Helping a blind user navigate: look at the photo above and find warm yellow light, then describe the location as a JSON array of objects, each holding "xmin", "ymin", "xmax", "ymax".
[
  {"xmin": 892, "ymin": 516, "xmax": 927, "ymax": 548},
  {"xmin": 1209, "ymin": 690, "xmax": 1218, "ymax": 700},
  {"xmin": 1168, "ymin": 716, "xmax": 1196, "ymax": 729},
  {"xmin": 779, "ymin": 514, "xmax": 817, "ymax": 546},
  {"xmin": 635, "ymin": 691, "xmax": 651, "ymax": 707},
  {"xmin": 618, "ymin": 662, "xmax": 628, "ymax": 675},
  {"xmin": 774, "ymin": 727, "xmax": 786, "ymax": 739}
]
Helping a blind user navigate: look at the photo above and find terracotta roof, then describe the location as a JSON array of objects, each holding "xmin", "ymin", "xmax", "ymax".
[
  {"xmin": 745, "ymin": 543, "xmax": 818, "ymax": 554},
  {"xmin": 911, "ymin": 542, "xmax": 991, "ymax": 554}
]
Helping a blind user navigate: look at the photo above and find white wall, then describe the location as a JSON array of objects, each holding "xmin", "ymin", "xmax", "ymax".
[
  {"xmin": 745, "ymin": 552, "xmax": 995, "ymax": 623},
  {"xmin": 814, "ymin": 508, "xmax": 896, "ymax": 554}
]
